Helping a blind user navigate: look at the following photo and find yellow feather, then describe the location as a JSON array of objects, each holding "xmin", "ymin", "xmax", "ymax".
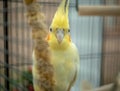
[
  {"xmin": 51, "ymin": 43, "xmax": 79, "ymax": 91},
  {"xmin": 50, "ymin": 0, "xmax": 70, "ymax": 29}
]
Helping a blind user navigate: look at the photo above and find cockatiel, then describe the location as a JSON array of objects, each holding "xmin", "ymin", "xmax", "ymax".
[
  {"xmin": 23, "ymin": 0, "xmax": 80, "ymax": 91},
  {"xmin": 47, "ymin": 0, "xmax": 80, "ymax": 91}
]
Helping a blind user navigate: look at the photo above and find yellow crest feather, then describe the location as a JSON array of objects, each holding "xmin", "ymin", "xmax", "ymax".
[{"xmin": 51, "ymin": 0, "xmax": 70, "ymax": 29}]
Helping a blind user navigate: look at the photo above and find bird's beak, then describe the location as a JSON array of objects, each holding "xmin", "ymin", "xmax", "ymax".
[{"xmin": 56, "ymin": 29, "xmax": 64, "ymax": 43}]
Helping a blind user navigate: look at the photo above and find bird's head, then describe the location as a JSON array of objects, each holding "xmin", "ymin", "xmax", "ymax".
[{"xmin": 46, "ymin": 0, "xmax": 71, "ymax": 50}]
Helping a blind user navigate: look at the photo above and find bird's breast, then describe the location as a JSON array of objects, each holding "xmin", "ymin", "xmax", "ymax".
[{"xmin": 50, "ymin": 49, "xmax": 76, "ymax": 91}]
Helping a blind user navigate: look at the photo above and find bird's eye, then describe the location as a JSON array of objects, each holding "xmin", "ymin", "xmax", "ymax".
[
  {"xmin": 50, "ymin": 28, "xmax": 52, "ymax": 32},
  {"xmin": 68, "ymin": 29, "xmax": 70, "ymax": 32}
]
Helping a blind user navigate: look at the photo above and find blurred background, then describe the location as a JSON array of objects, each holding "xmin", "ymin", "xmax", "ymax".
[{"xmin": 0, "ymin": 0, "xmax": 120, "ymax": 91}]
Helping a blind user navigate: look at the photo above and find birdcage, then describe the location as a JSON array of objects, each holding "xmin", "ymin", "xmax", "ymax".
[{"xmin": 0, "ymin": 0, "xmax": 120, "ymax": 91}]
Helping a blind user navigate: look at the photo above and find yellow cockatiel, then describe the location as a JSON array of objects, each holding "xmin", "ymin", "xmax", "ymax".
[
  {"xmin": 24, "ymin": 0, "xmax": 80, "ymax": 91},
  {"xmin": 47, "ymin": 0, "xmax": 80, "ymax": 91}
]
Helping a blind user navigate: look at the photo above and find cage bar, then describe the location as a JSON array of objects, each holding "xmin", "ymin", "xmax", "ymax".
[
  {"xmin": 79, "ymin": 6, "xmax": 120, "ymax": 16},
  {"xmin": 3, "ymin": 0, "xmax": 9, "ymax": 90}
]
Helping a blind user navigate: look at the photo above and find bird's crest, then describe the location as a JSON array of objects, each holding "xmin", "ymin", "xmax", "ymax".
[{"xmin": 50, "ymin": 0, "xmax": 70, "ymax": 29}]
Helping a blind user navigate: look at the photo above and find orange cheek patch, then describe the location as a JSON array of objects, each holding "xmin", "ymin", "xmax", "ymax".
[
  {"xmin": 68, "ymin": 35, "xmax": 71, "ymax": 42},
  {"xmin": 46, "ymin": 34, "xmax": 51, "ymax": 41}
]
